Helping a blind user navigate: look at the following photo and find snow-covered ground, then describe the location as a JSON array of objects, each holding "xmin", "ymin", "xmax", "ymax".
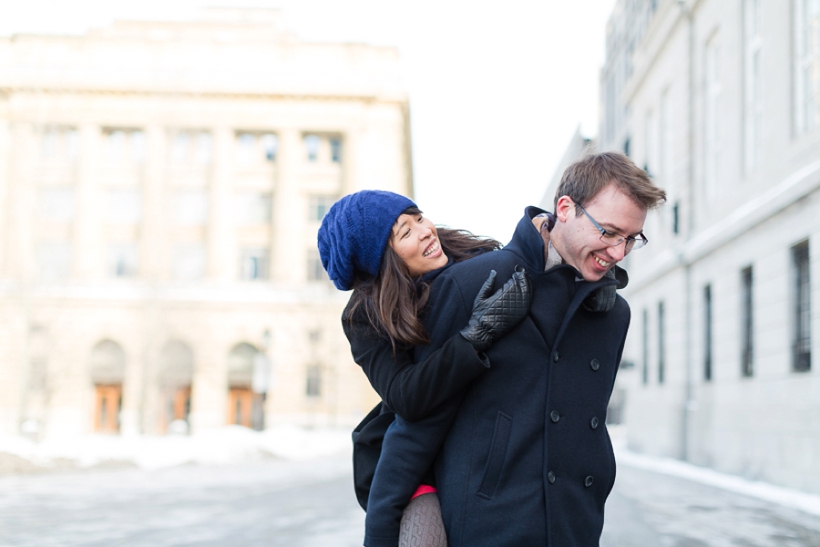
[
  {"xmin": 0, "ymin": 424, "xmax": 352, "ymax": 473},
  {"xmin": 2, "ymin": 423, "xmax": 819, "ymax": 520},
  {"xmin": 607, "ymin": 425, "xmax": 820, "ymax": 519}
]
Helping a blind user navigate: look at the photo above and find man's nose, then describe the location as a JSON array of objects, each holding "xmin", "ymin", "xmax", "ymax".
[{"xmin": 606, "ymin": 242, "xmax": 626, "ymax": 262}]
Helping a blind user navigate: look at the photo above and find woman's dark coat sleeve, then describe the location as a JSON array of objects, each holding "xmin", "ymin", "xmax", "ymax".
[{"xmin": 342, "ymin": 308, "xmax": 489, "ymax": 422}]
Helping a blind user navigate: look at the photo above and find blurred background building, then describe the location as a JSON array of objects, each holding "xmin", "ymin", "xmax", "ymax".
[
  {"xmin": 0, "ymin": 8, "xmax": 412, "ymax": 438},
  {"xmin": 543, "ymin": 0, "xmax": 820, "ymax": 496}
]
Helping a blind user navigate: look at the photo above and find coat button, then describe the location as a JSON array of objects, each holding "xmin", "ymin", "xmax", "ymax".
[
  {"xmin": 590, "ymin": 417, "xmax": 599, "ymax": 429},
  {"xmin": 585, "ymin": 476, "xmax": 594, "ymax": 487},
  {"xmin": 550, "ymin": 411, "xmax": 560, "ymax": 423},
  {"xmin": 590, "ymin": 359, "xmax": 600, "ymax": 371},
  {"xmin": 553, "ymin": 351, "xmax": 560, "ymax": 362},
  {"xmin": 548, "ymin": 471, "xmax": 556, "ymax": 484}
]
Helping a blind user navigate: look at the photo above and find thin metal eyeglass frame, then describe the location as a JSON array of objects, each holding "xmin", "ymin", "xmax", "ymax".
[{"xmin": 576, "ymin": 203, "xmax": 648, "ymax": 251}]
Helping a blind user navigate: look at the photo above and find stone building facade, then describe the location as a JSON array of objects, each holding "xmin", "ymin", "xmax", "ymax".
[
  {"xmin": 594, "ymin": 0, "xmax": 820, "ymax": 495},
  {"xmin": 0, "ymin": 9, "xmax": 412, "ymax": 438}
]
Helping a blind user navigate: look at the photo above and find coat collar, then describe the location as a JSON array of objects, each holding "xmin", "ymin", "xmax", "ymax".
[{"xmin": 502, "ymin": 206, "xmax": 551, "ymax": 273}]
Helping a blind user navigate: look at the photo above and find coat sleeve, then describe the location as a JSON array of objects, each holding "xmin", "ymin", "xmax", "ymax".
[
  {"xmin": 363, "ymin": 272, "xmax": 480, "ymax": 547},
  {"xmin": 342, "ymin": 307, "xmax": 489, "ymax": 422}
]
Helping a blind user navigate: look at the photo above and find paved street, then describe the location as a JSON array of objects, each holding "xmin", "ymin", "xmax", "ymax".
[
  {"xmin": 602, "ymin": 462, "xmax": 820, "ymax": 547},
  {"xmin": 0, "ymin": 456, "xmax": 364, "ymax": 547},
  {"xmin": 1, "ymin": 453, "xmax": 819, "ymax": 546}
]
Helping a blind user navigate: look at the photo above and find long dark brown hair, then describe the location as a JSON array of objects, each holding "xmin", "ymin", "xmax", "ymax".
[{"xmin": 345, "ymin": 207, "xmax": 501, "ymax": 350}]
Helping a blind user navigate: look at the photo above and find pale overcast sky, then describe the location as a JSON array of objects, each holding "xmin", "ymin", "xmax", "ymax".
[{"xmin": 1, "ymin": 0, "xmax": 616, "ymax": 243}]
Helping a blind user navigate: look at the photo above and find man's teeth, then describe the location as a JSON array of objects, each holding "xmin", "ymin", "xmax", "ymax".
[
  {"xmin": 424, "ymin": 241, "xmax": 440, "ymax": 257},
  {"xmin": 594, "ymin": 256, "xmax": 609, "ymax": 267}
]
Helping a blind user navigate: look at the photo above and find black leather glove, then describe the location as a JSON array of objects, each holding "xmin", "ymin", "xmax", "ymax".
[{"xmin": 460, "ymin": 267, "xmax": 532, "ymax": 351}]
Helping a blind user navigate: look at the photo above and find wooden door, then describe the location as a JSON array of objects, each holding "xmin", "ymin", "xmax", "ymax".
[
  {"xmin": 227, "ymin": 387, "xmax": 253, "ymax": 427},
  {"xmin": 173, "ymin": 386, "xmax": 191, "ymax": 422},
  {"xmin": 94, "ymin": 384, "xmax": 122, "ymax": 433},
  {"xmin": 160, "ymin": 386, "xmax": 192, "ymax": 434}
]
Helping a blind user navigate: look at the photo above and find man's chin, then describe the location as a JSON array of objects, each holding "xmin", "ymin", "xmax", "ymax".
[{"xmin": 582, "ymin": 269, "xmax": 608, "ymax": 282}]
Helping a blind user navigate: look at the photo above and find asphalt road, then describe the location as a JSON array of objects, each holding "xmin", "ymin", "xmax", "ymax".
[{"xmin": 1, "ymin": 454, "xmax": 818, "ymax": 546}]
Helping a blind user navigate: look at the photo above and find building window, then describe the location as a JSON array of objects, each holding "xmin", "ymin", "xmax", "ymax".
[
  {"xmin": 235, "ymin": 192, "xmax": 272, "ymax": 225},
  {"xmin": 236, "ymin": 133, "xmax": 256, "ymax": 166},
  {"xmin": 42, "ymin": 126, "xmax": 79, "ymax": 161},
  {"xmin": 38, "ymin": 187, "xmax": 76, "ymax": 223},
  {"xmin": 174, "ymin": 189, "xmax": 209, "ymax": 225},
  {"xmin": 659, "ymin": 87, "xmax": 672, "ymax": 185},
  {"xmin": 306, "ymin": 364, "xmax": 321, "ymax": 397},
  {"xmin": 704, "ymin": 284, "xmax": 713, "ymax": 381},
  {"xmin": 107, "ymin": 188, "xmax": 143, "ymax": 224},
  {"xmin": 308, "ymin": 195, "xmax": 335, "ymax": 222},
  {"xmin": 741, "ymin": 266, "xmax": 754, "ymax": 377},
  {"xmin": 171, "ymin": 132, "xmax": 190, "ymax": 164},
  {"xmin": 171, "ymin": 130, "xmax": 213, "ymax": 165},
  {"xmin": 108, "ymin": 243, "xmax": 139, "ymax": 278},
  {"xmin": 657, "ymin": 301, "xmax": 665, "ymax": 384},
  {"xmin": 240, "ymin": 248, "xmax": 269, "ymax": 280},
  {"xmin": 307, "ymin": 249, "xmax": 326, "ymax": 282},
  {"xmin": 37, "ymin": 241, "xmax": 72, "ymax": 282},
  {"xmin": 792, "ymin": 241, "xmax": 811, "ymax": 372},
  {"xmin": 235, "ymin": 132, "xmax": 277, "ymax": 165},
  {"xmin": 744, "ymin": 0, "xmax": 763, "ymax": 172},
  {"xmin": 642, "ymin": 308, "xmax": 649, "ymax": 385},
  {"xmin": 172, "ymin": 244, "xmax": 207, "ymax": 281},
  {"xmin": 329, "ymin": 138, "xmax": 342, "ymax": 163},
  {"xmin": 795, "ymin": 0, "xmax": 820, "ymax": 134},
  {"xmin": 105, "ymin": 128, "xmax": 145, "ymax": 164},
  {"xmin": 261, "ymin": 133, "xmax": 278, "ymax": 161},
  {"xmin": 304, "ymin": 134, "xmax": 320, "ymax": 162},
  {"xmin": 704, "ymin": 33, "xmax": 722, "ymax": 198}
]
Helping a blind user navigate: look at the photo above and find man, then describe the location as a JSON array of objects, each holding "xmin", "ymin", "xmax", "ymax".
[{"xmin": 364, "ymin": 151, "xmax": 666, "ymax": 546}]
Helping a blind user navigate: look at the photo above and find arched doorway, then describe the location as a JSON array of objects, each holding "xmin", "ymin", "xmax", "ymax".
[
  {"xmin": 158, "ymin": 340, "xmax": 194, "ymax": 434},
  {"xmin": 226, "ymin": 342, "xmax": 266, "ymax": 430},
  {"xmin": 88, "ymin": 339, "xmax": 125, "ymax": 433}
]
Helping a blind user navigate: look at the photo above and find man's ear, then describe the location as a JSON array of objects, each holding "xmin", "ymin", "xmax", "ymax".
[{"xmin": 555, "ymin": 195, "xmax": 574, "ymax": 223}]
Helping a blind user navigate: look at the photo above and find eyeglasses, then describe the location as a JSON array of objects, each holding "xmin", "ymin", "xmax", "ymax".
[{"xmin": 576, "ymin": 204, "xmax": 648, "ymax": 251}]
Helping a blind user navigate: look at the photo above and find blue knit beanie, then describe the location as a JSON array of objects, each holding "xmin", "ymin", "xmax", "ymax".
[{"xmin": 317, "ymin": 190, "xmax": 417, "ymax": 291}]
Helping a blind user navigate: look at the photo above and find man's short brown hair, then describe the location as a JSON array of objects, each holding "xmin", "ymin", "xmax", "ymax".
[{"xmin": 554, "ymin": 151, "xmax": 667, "ymax": 212}]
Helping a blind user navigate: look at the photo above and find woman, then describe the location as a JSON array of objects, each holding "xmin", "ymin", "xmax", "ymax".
[{"xmin": 317, "ymin": 190, "xmax": 533, "ymax": 547}]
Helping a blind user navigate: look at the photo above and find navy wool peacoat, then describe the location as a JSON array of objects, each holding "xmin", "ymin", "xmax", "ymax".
[{"xmin": 364, "ymin": 207, "xmax": 630, "ymax": 547}]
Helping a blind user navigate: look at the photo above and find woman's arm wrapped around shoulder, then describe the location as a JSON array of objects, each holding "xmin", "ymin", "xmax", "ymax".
[
  {"xmin": 342, "ymin": 268, "xmax": 531, "ymax": 422},
  {"xmin": 343, "ymin": 308, "xmax": 488, "ymax": 422}
]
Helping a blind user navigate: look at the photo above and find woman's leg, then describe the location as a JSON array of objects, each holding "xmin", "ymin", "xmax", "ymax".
[{"xmin": 398, "ymin": 492, "xmax": 447, "ymax": 547}]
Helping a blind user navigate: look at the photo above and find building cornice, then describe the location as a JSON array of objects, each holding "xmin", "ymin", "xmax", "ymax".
[{"xmin": 0, "ymin": 86, "xmax": 408, "ymax": 106}]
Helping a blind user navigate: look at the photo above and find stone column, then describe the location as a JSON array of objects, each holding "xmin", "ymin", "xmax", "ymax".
[
  {"xmin": 7, "ymin": 123, "xmax": 37, "ymax": 282},
  {"xmin": 73, "ymin": 123, "xmax": 102, "ymax": 281},
  {"xmin": 189, "ymin": 331, "xmax": 228, "ymax": 432},
  {"xmin": 341, "ymin": 127, "xmax": 360, "ymax": 195},
  {"xmin": 271, "ymin": 128, "xmax": 303, "ymax": 285},
  {"xmin": 207, "ymin": 126, "xmax": 235, "ymax": 281},
  {"xmin": 0, "ymin": 119, "xmax": 9, "ymax": 276},
  {"xmin": 139, "ymin": 125, "xmax": 166, "ymax": 281}
]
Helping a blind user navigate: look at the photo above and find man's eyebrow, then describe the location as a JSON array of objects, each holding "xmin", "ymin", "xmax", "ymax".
[{"xmin": 600, "ymin": 221, "xmax": 642, "ymax": 237}]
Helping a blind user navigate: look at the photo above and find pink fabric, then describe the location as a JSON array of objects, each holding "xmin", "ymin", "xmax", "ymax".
[{"xmin": 410, "ymin": 484, "xmax": 437, "ymax": 500}]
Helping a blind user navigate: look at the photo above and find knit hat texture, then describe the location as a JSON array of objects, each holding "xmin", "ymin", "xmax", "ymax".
[{"xmin": 317, "ymin": 190, "xmax": 416, "ymax": 291}]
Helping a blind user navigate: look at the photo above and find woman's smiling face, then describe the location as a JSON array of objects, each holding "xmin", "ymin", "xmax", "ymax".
[{"xmin": 389, "ymin": 212, "xmax": 449, "ymax": 276}]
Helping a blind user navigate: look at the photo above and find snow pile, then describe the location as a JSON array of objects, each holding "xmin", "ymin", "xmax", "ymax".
[
  {"xmin": 0, "ymin": 424, "xmax": 352, "ymax": 473},
  {"xmin": 616, "ymin": 447, "xmax": 820, "ymax": 517}
]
